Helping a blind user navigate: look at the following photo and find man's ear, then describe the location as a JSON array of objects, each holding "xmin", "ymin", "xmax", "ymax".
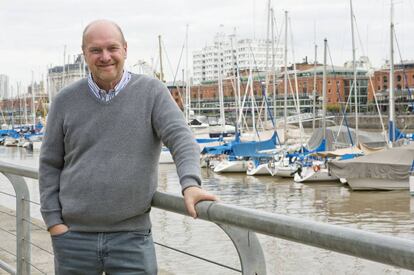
[{"xmin": 124, "ymin": 42, "xmax": 128, "ymax": 59}]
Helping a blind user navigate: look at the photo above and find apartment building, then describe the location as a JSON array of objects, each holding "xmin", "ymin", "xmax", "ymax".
[
  {"xmin": 193, "ymin": 32, "xmax": 283, "ymax": 84},
  {"xmin": 0, "ymin": 74, "xmax": 10, "ymax": 99}
]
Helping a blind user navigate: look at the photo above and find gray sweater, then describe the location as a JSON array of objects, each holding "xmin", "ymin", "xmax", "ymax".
[{"xmin": 39, "ymin": 74, "xmax": 201, "ymax": 232}]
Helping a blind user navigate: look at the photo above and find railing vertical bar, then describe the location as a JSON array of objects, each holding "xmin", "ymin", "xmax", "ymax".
[{"xmin": 3, "ymin": 173, "xmax": 31, "ymax": 275}]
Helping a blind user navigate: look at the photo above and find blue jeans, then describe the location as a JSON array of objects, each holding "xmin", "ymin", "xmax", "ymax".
[{"xmin": 51, "ymin": 230, "xmax": 157, "ymax": 275}]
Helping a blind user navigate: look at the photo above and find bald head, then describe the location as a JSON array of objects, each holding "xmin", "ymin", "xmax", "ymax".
[
  {"xmin": 82, "ymin": 19, "xmax": 126, "ymax": 50},
  {"xmin": 81, "ymin": 19, "xmax": 128, "ymax": 91}
]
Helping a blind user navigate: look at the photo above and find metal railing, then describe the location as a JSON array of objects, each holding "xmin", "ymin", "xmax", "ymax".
[{"xmin": 1, "ymin": 160, "xmax": 414, "ymax": 274}]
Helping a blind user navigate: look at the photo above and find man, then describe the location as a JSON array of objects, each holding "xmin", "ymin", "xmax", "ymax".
[{"xmin": 39, "ymin": 19, "xmax": 217, "ymax": 274}]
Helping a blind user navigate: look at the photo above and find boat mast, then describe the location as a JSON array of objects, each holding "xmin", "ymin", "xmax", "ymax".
[
  {"xmin": 264, "ymin": 0, "xmax": 271, "ymax": 124},
  {"xmin": 31, "ymin": 71, "xmax": 35, "ymax": 130},
  {"xmin": 23, "ymin": 85, "xmax": 28, "ymax": 124},
  {"xmin": 233, "ymin": 28, "xmax": 242, "ymax": 133},
  {"xmin": 283, "ymin": 11, "xmax": 288, "ymax": 143},
  {"xmin": 158, "ymin": 35, "xmax": 164, "ymax": 82},
  {"xmin": 322, "ymin": 39, "xmax": 327, "ymax": 141},
  {"xmin": 17, "ymin": 82, "xmax": 21, "ymax": 125},
  {"xmin": 62, "ymin": 45, "xmax": 66, "ymax": 88},
  {"xmin": 184, "ymin": 25, "xmax": 191, "ymax": 122},
  {"xmin": 249, "ymin": 57, "xmax": 256, "ymax": 136},
  {"xmin": 271, "ymin": 8, "xmax": 277, "ymax": 131},
  {"xmin": 217, "ymin": 32, "xmax": 225, "ymax": 133},
  {"xmin": 350, "ymin": 0, "xmax": 359, "ymax": 144},
  {"xmin": 312, "ymin": 44, "xmax": 317, "ymax": 131},
  {"xmin": 389, "ymin": 1, "xmax": 395, "ymax": 145}
]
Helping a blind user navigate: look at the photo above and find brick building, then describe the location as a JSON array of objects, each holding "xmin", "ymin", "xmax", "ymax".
[
  {"xmin": 367, "ymin": 61, "xmax": 414, "ymax": 112},
  {"xmin": 369, "ymin": 61, "xmax": 414, "ymax": 94},
  {"xmin": 169, "ymin": 63, "xmax": 370, "ymax": 113}
]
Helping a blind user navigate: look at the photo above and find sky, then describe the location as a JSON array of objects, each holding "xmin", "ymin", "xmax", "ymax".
[{"xmin": 1, "ymin": 0, "xmax": 414, "ymax": 87}]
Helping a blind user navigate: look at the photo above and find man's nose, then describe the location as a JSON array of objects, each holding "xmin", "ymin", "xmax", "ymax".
[{"xmin": 100, "ymin": 50, "xmax": 111, "ymax": 62}]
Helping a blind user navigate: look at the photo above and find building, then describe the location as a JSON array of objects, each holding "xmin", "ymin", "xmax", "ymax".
[
  {"xmin": 0, "ymin": 84, "xmax": 48, "ymax": 126},
  {"xmin": 28, "ymin": 81, "xmax": 46, "ymax": 97},
  {"xmin": 370, "ymin": 60, "xmax": 414, "ymax": 95},
  {"xmin": 285, "ymin": 65, "xmax": 369, "ymax": 111},
  {"xmin": 168, "ymin": 61, "xmax": 371, "ymax": 120},
  {"xmin": 343, "ymin": 56, "xmax": 373, "ymax": 71},
  {"xmin": 0, "ymin": 74, "xmax": 10, "ymax": 99},
  {"xmin": 192, "ymin": 32, "xmax": 283, "ymax": 84},
  {"xmin": 47, "ymin": 54, "xmax": 88, "ymax": 100},
  {"xmin": 369, "ymin": 60, "xmax": 414, "ymax": 112}
]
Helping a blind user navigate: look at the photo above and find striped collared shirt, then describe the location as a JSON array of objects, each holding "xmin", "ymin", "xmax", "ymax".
[{"xmin": 87, "ymin": 70, "xmax": 131, "ymax": 102}]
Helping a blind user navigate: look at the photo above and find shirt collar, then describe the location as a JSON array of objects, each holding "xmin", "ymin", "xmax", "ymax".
[{"xmin": 87, "ymin": 70, "xmax": 131, "ymax": 102}]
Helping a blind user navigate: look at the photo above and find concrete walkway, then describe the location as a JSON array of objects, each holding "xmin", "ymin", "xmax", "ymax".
[
  {"xmin": 0, "ymin": 206, "xmax": 173, "ymax": 275},
  {"xmin": 0, "ymin": 205, "xmax": 53, "ymax": 275}
]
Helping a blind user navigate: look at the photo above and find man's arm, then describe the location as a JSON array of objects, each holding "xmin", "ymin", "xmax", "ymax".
[
  {"xmin": 39, "ymin": 96, "xmax": 66, "ymax": 232},
  {"xmin": 150, "ymin": 80, "xmax": 217, "ymax": 216}
]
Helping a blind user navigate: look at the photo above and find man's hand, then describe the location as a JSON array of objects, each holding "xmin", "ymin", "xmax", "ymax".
[
  {"xmin": 49, "ymin": 224, "xmax": 69, "ymax": 236},
  {"xmin": 183, "ymin": 186, "xmax": 218, "ymax": 218}
]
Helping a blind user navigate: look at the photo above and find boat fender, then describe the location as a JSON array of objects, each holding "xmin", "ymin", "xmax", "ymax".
[{"xmin": 247, "ymin": 161, "xmax": 254, "ymax": 171}]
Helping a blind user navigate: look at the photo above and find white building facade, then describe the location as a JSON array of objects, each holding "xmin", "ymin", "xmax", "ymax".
[
  {"xmin": 0, "ymin": 74, "xmax": 10, "ymax": 99},
  {"xmin": 47, "ymin": 54, "xmax": 88, "ymax": 100},
  {"xmin": 193, "ymin": 33, "xmax": 283, "ymax": 84}
]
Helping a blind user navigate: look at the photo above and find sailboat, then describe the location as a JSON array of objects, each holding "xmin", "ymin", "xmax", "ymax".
[
  {"xmin": 292, "ymin": 38, "xmax": 338, "ymax": 183},
  {"xmin": 329, "ymin": 2, "xmax": 414, "ymax": 190},
  {"xmin": 209, "ymin": 131, "xmax": 279, "ymax": 173}
]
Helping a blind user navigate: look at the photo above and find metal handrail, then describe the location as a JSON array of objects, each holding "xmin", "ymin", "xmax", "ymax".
[{"xmin": 1, "ymin": 160, "xmax": 414, "ymax": 274}]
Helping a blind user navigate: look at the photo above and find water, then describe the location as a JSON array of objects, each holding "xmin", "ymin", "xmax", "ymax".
[{"xmin": 0, "ymin": 147, "xmax": 413, "ymax": 274}]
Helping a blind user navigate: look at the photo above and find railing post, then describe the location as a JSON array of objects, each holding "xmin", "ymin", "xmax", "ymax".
[
  {"xmin": 4, "ymin": 173, "xmax": 31, "ymax": 275},
  {"xmin": 217, "ymin": 224, "xmax": 266, "ymax": 275}
]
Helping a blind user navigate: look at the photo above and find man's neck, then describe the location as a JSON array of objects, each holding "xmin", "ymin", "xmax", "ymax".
[{"xmin": 93, "ymin": 72, "xmax": 124, "ymax": 92}]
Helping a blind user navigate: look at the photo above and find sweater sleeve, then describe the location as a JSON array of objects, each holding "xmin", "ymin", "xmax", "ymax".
[
  {"xmin": 150, "ymin": 80, "xmax": 201, "ymax": 191},
  {"xmin": 39, "ymin": 96, "xmax": 65, "ymax": 229}
]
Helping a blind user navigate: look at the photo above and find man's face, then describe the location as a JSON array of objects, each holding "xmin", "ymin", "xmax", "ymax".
[{"xmin": 83, "ymin": 23, "xmax": 127, "ymax": 90}]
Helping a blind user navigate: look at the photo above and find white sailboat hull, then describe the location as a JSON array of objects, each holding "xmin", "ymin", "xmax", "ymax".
[
  {"xmin": 214, "ymin": 160, "xmax": 247, "ymax": 173},
  {"xmin": 246, "ymin": 163, "xmax": 272, "ymax": 176},
  {"xmin": 273, "ymin": 165, "xmax": 297, "ymax": 178},
  {"xmin": 4, "ymin": 137, "xmax": 18, "ymax": 147},
  {"xmin": 346, "ymin": 178, "xmax": 408, "ymax": 191},
  {"xmin": 294, "ymin": 167, "xmax": 339, "ymax": 183}
]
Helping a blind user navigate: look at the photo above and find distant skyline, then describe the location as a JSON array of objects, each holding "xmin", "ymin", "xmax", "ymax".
[{"xmin": 1, "ymin": 0, "xmax": 413, "ymax": 87}]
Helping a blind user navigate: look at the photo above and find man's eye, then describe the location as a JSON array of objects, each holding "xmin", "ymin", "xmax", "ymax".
[{"xmin": 90, "ymin": 49, "xmax": 100, "ymax": 53}]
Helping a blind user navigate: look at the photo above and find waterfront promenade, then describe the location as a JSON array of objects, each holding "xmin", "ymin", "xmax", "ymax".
[
  {"xmin": 0, "ymin": 206, "xmax": 174, "ymax": 275},
  {"xmin": 1, "ymin": 148, "xmax": 414, "ymax": 274}
]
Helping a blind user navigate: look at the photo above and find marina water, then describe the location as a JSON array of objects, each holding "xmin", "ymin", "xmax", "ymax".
[{"xmin": 0, "ymin": 147, "xmax": 413, "ymax": 274}]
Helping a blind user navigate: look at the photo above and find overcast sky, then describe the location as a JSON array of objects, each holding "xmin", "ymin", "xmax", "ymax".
[{"xmin": 1, "ymin": 0, "xmax": 413, "ymax": 86}]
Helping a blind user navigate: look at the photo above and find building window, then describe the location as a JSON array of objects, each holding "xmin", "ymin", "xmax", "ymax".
[
  {"xmin": 397, "ymin": 75, "xmax": 402, "ymax": 82},
  {"xmin": 383, "ymin": 76, "xmax": 387, "ymax": 83}
]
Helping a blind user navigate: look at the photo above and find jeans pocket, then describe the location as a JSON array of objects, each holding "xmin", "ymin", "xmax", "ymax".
[
  {"xmin": 51, "ymin": 230, "xmax": 71, "ymax": 239},
  {"xmin": 128, "ymin": 229, "xmax": 152, "ymax": 240}
]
